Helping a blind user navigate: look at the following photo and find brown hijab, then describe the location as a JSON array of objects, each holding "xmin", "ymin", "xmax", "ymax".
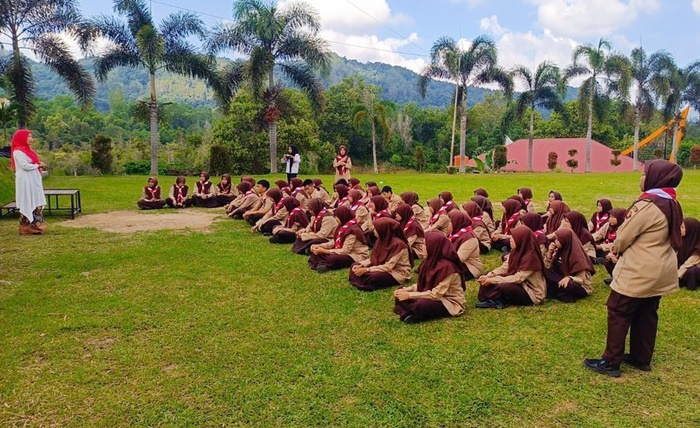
[
  {"xmin": 553, "ymin": 228, "xmax": 595, "ymax": 275},
  {"xmin": 290, "ymin": 177, "xmax": 303, "ymax": 189},
  {"xmin": 236, "ymin": 181, "xmax": 252, "ymax": 193},
  {"xmin": 349, "ymin": 190, "xmax": 364, "ymax": 205},
  {"xmin": 518, "ymin": 212, "xmax": 546, "ymax": 246},
  {"xmin": 418, "ymin": 231, "xmax": 468, "ymax": 292},
  {"xmin": 471, "ymin": 195, "xmax": 494, "ymax": 220},
  {"xmin": 395, "ymin": 203, "xmax": 424, "ymax": 238},
  {"xmin": 266, "ymin": 188, "xmax": 282, "ymax": 205},
  {"xmin": 275, "ymin": 179, "xmax": 288, "ymax": 190},
  {"xmin": 308, "ymin": 197, "xmax": 325, "ymax": 216},
  {"xmin": 545, "ymin": 200, "xmax": 570, "ymax": 235},
  {"xmin": 348, "ymin": 178, "xmax": 362, "ymax": 190},
  {"xmin": 590, "ymin": 199, "xmax": 613, "ymax": 230},
  {"xmin": 439, "ymin": 191, "xmax": 457, "ymax": 212},
  {"xmin": 334, "ymin": 205, "xmax": 366, "ymax": 247},
  {"xmin": 509, "ymin": 194, "xmax": 527, "ymax": 211},
  {"xmin": 370, "ymin": 217, "xmax": 412, "ymax": 267},
  {"xmin": 283, "ymin": 197, "xmax": 309, "ymax": 228},
  {"xmin": 518, "ymin": 187, "xmax": 533, "ymax": 201},
  {"xmin": 448, "ymin": 211, "xmax": 477, "ymax": 249},
  {"xmin": 501, "ymin": 199, "xmax": 523, "ymax": 233},
  {"xmin": 462, "ymin": 201, "xmax": 486, "ymax": 230},
  {"xmin": 370, "ymin": 195, "xmax": 389, "ymax": 213},
  {"xmin": 640, "ymin": 159, "xmax": 684, "ymax": 251},
  {"xmin": 334, "ymin": 184, "xmax": 350, "ymax": 204},
  {"xmin": 678, "ymin": 217, "xmax": 700, "ymax": 267},
  {"xmin": 366, "ymin": 186, "xmax": 381, "ymax": 197},
  {"xmin": 549, "ymin": 190, "xmax": 563, "ymax": 201},
  {"xmin": 564, "ymin": 211, "xmax": 594, "ymax": 246},
  {"xmin": 507, "ymin": 226, "xmax": 545, "ymax": 275},
  {"xmin": 401, "ymin": 191, "xmax": 420, "ymax": 207},
  {"xmin": 474, "ymin": 188, "xmax": 489, "ymax": 198}
]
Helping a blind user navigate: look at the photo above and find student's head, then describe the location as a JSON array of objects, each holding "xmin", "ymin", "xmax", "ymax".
[
  {"xmin": 308, "ymin": 198, "xmax": 325, "ymax": 216},
  {"xmin": 365, "ymin": 181, "xmax": 377, "ymax": 188},
  {"xmin": 641, "ymin": 159, "xmax": 683, "ymax": 192},
  {"xmin": 394, "ymin": 203, "xmax": 413, "ymax": 224},
  {"xmin": 303, "ymin": 179, "xmax": 315, "ymax": 194},
  {"xmin": 597, "ymin": 199, "xmax": 612, "ymax": 214},
  {"xmin": 427, "ymin": 197, "xmax": 442, "ymax": 215},
  {"xmin": 401, "ymin": 191, "xmax": 419, "ymax": 206},
  {"xmin": 474, "ymin": 188, "xmax": 489, "ymax": 198},
  {"xmin": 275, "ymin": 179, "xmax": 288, "ymax": 190},
  {"xmin": 549, "ymin": 190, "xmax": 562, "ymax": 203},
  {"xmin": 290, "ymin": 177, "xmax": 303, "ymax": 189},
  {"xmin": 370, "ymin": 195, "xmax": 388, "ymax": 213},
  {"xmin": 256, "ymin": 179, "xmax": 270, "ymax": 194},
  {"xmin": 288, "ymin": 144, "xmax": 299, "ymax": 155},
  {"xmin": 335, "ymin": 178, "xmax": 349, "ymax": 187},
  {"xmin": 608, "ymin": 208, "xmax": 627, "ymax": 227},
  {"xmin": 221, "ymin": 173, "xmax": 231, "ymax": 185},
  {"xmin": 381, "ymin": 186, "xmax": 393, "ymax": 200},
  {"xmin": 349, "ymin": 178, "xmax": 361, "ymax": 188},
  {"xmin": 312, "ymin": 178, "xmax": 323, "ymax": 188},
  {"xmin": 199, "ymin": 171, "xmax": 210, "ymax": 182},
  {"xmin": 237, "ymin": 181, "xmax": 252, "ymax": 193},
  {"xmin": 439, "ymin": 191, "xmax": 453, "ymax": 204},
  {"xmin": 338, "ymin": 145, "xmax": 347, "ymax": 156},
  {"xmin": 176, "ymin": 176, "xmax": 186, "ymax": 186},
  {"xmin": 148, "ymin": 177, "xmax": 158, "ymax": 187},
  {"xmin": 349, "ymin": 190, "xmax": 363, "ymax": 204},
  {"xmin": 518, "ymin": 187, "xmax": 533, "ymax": 200},
  {"xmin": 335, "ymin": 205, "xmax": 354, "ymax": 226},
  {"xmin": 242, "ymin": 176, "xmax": 256, "ymax": 185}
]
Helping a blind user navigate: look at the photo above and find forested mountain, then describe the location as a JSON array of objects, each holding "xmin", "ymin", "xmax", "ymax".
[{"xmin": 28, "ymin": 53, "xmax": 575, "ymax": 111}]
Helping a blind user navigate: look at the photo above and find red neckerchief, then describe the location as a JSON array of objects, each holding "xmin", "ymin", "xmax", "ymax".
[
  {"xmin": 146, "ymin": 185, "xmax": 160, "ymax": 199},
  {"xmin": 450, "ymin": 226, "xmax": 473, "ymax": 242},
  {"xmin": 338, "ymin": 196, "xmax": 350, "ymax": 207},
  {"xmin": 534, "ymin": 230, "xmax": 545, "ymax": 238},
  {"xmin": 429, "ymin": 212, "xmax": 441, "ymax": 226},
  {"xmin": 245, "ymin": 190, "xmax": 254, "ymax": 197},
  {"xmin": 640, "ymin": 188, "xmax": 677, "ymax": 200},
  {"xmin": 334, "ymin": 219, "xmax": 358, "ymax": 249},
  {"xmin": 503, "ymin": 212, "xmax": 520, "ymax": 234},
  {"xmin": 196, "ymin": 181, "xmax": 212, "ymax": 194},
  {"xmin": 273, "ymin": 199, "xmax": 285, "ymax": 213},
  {"xmin": 281, "ymin": 186, "xmax": 291, "ymax": 196},
  {"xmin": 351, "ymin": 201, "xmax": 365, "ymax": 212},
  {"xmin": 312, "ymin": 208, "xmax": 328, "ymax": 232},
  {"xmin": 605, "ymin": 229, "xmax": 617, "ymax": 244},
  {"xmin": 286, "ymin": 207, "xmax": 304, "ymax": 228},
  {"xmin": 373, "ymin": 209, "xmax": 391, "ymax": 219},
  {"xmin": 439, "ymin": 200, "xmax": 454, "ymax": 215},
  {"xmin": 336, "ymin": 155, "xmax": 348, "ymax": 175},
  {"xmin": 291, "ymin": 187, "xmax": 304, "ymax": 197},
  {"xmin": 403, "ymin": 217, "xmax": 415, "ymax": 235},
  {"xmin": 471, "ymin": 215, "xmax": 483, "ymax": 223},
  {"xmin": 218, "ymin": 182, "xmax": 231, "ymax": 193},
  {"xmin": 174, "ymin": 185, "xmax": 185, "ymax": 204},
  {"xmin": 594, "ymin": 213, "xmax": 609, "ymax": 232}
]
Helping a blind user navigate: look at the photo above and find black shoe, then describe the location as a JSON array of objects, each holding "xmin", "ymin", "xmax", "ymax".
[
  {"xmin": 604, "ymin": 278, "xmax": 613, "ymax": 286},
  {"xmin": 402, "ymin": 314, "xmax": 418, "ymax": 324},
  {"xmin": 500, "ymin": 246, "xmax": 510, "ymax": 254},
  {"xmin": 475, "ymin": 299, "xmax": 494, "ymax": 309},
  {"xmin": 596, "ymin": 257, "xmax": 606, "ymax": 265},
  {"xmin": 304, "ymin": 248, "xmax": 312, "ymax": 256},
  {"xmin": 622, "ymin": 354, "xmax": 652, "ymax": 371},
  {"xmin": 475, "ymin": 299, "xmax": 505, "ymax": 309},
  {"xmin": 316, "ymin": 264, "xmax": 330, "ymax": 274},
  {"xmin": 269, "ymin": 236, "xmax": 279, "ymax": 244},
  {"xmin": 583, "ymin": 358, "xmax": 621, "ymax": 378},
  {"xmin": 262, "ymin": 232, "xmax": 271, "ymax": 236}
]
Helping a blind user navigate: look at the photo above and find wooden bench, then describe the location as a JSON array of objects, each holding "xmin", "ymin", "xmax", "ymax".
[{"xmin": 0, "ymin": 189, "xmax": 82, "ymax": 219}]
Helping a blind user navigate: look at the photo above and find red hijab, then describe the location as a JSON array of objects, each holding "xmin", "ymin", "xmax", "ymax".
[
  {"xmin": 10, "ymin": 130, "xmax": 40, "ymax": 172},
  {"xmin": 506, "ymin": 226, "xmax": 545, "ymax": 275},
  {"xmin": 418, "ymin": 231, "xmax": 468, "ymax": 292},
  {"xmin": 370, "ymin": 217, "xmax": 412, "ymax": 267},
  {"xmin": 553, "ymin": 228, "xmax": 595, "ymax": 275}
]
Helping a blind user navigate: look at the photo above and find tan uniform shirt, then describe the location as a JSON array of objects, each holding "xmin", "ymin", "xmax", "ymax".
[
  {"xmin": 425, "ymin": 213, "xmax": 452, "ymax": 237},
  {"xmin": 318, "ymin": 234, "xmax": 369, "ymax": 262},
  {"xmin": 488, "ymin": 261, "xmax": 546, "ymax": 305},
  {"xmin": 679, "ymin": 254, "xmax": 700, "ymax": 279},
  {"xmin": 358, "ymin": 249, "xmax": 412, "ymax": 284},
  {"xmin": 407, "ymin": 234, "xmax": 426, "ymax": 259},
  {"xmin": 543, "ymin": 252, "xmax": 593, "ymax": 294},
  {"xmin": 456, "ymin": 237, "xmax": 483, "ymax": 278},
  {"xmin": 473, "ymin": 224, "xmax": 492, "ymax": 251},
  {"xmin": 354, "ymin": 205, "xmax": 372, "ymax": 232},
  {"xmin": 313, "ymin": 188, "xmax": 332, "ymax": 206},
  {"xmin": 236, "ymin": 193, "xmax": 259, "ymax": 212},
  {"xmin": 482, "ymin": 212, "xmax": 496, "ymax": 234},
  {"xmin": 412, "ymin": 204, "xmax": 431, "ymax": 230},
  {"xmin": 388, "ymin": 194, "xmax": 403, "ymax": 213},
  {"xmin": 611, "ymin": 199, "xmax": 679, "ymax": 298},
  {"xmin": 592, "ymin": 222, "xmax": 614, "ymax": 253},
  {"xmin": 298, "ymin": 215, "xmax": 337, "ymax": 242},
  {"xmin": 405, "ymin": 273, "xmax": 465, "ymax": 316}
]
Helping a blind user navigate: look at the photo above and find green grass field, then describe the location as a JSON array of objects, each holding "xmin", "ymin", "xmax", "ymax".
[{"xmin": 2, "ymin": 167, "xmax": 700, "ymax": 427}]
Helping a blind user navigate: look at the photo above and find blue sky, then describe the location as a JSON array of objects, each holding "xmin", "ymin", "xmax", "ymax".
[{"xmin": 79, "ymin": 0, "xmax": 700, "ymax": 79}]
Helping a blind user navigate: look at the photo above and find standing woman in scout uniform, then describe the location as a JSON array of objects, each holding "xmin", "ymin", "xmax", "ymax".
[
  {"xmin": 333, "ymin": 145, "xmax": 352, "ymax": 183},
  {"xmin": 584, "ymin": 160, "xmax": 683, "ymax": 377}
]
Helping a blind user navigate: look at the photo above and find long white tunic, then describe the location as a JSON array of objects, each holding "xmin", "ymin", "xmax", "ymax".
[{"xmin": 13, "ymin": 151, "xmax": 45, "ymax": 222}]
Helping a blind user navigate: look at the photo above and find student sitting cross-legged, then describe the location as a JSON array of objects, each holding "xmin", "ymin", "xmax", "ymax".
[
  {"xmin": 308, "ymin": 206, "xmax": 369, "ymax": 273},
  {"xmin": 679, "ymin": 217, "xmax": 700, "ymax": 290},
  {"xmin": 448, "ymin": 211, "xmax": 483, "ymax": 280},
  {"xmin": 349, "ymin": 217, "xmax": 413, "ymax": 291},
  {"xmin": 543, "ymin": 228, "xmax": 595, "ymax": 303},
  {"xmin": 269, "ymin": 197, "xmax": 308, "ymax": 244},
  {"xmin": 292, "ymin": 198, "xmax": 337, "ymax": 255},
  {"xmin": 137, "ymin": 177, "xmax": 166, "ymax": 210},
  {"xmin": 165, "ymin": 176, "xmax": 190, "ymax": 208},
  {"xmin": 393, "ymin": 231, "xmax": 468, "ymax": 324}
]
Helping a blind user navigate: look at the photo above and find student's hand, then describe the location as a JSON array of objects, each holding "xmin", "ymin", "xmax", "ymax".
[
  {"xmin": 38, "ymin": 161, "xmax": 47, "ymax": 168},
  {"xmin": 394, "ymin": 288, "xmax": 410, "ymax": 301},
  {"xmin": 477, "ymin": 275, "xmax": 490, "ymax": 285},
  {"xmin": 558, "ymin": 277, "xmax": 571, "ymax": 288},
  {"xmin": 548, "ymin": 242, "xmax": 557, "ymax": 252},
  {"xmin": 351, "ymin": 265, "xmax": 367, "ymax": 276},
  {"xmin": 250, "ymin": 226, "xmax": 257, "ymax": 233}
]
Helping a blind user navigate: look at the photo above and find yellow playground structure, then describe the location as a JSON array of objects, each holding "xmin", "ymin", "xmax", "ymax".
[{"xmin": 621, "ymin": 106, "xmax": 690, "ymax": 163}]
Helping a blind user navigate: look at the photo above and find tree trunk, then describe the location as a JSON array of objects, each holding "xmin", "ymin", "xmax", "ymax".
[
  {"xmin": 585, "ymin": 88, "xmax": 594, "ymax": 173},
  {"xmin": 449, "ymin": 83, "xmax": 459, "ymax": 168},
  {"xmin": 268, "ymin": 71, "xmax": 277, "ymax": 174},
  {"xmin": 528, "ymin": 108, "xmax": 534, "ymax": 172},
  {"xmin": 671, "ymin": 121, "xmax": 679, "ymax": 164},
  {"xmin": 149, "ymin": 72, "xmax": 159, "ymax": 175},
  {"xmin": 633, "ymin": 106, "xmax": 641, "ymax": 171},
  {"xmin": 458, "ymin": 86, "xmax": 468, "ymax": 174},
  {"xmin": 371, "ymin": 117, "xmax": 378, "ymax": 174},
  {"xmin": 11, "ymin": 28, "xmax": 26, "ymax": 129}
]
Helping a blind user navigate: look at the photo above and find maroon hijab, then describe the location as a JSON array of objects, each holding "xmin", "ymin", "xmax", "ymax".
[
  {"xmin": 334, "ymin": 206, "xmax": 366, "ymax": 247},
  {"xmin": 640, "ymin": 159, "xmax": 684, "ymax": 251},
  {"xmin": 509, "ymin": 194, "xmax": 527, "ymax": 211},
  {"xmin": 471, "ymin": 195, "xmax": 494, "ymax": 220},
  {"xmin": 349, "ymin": 190, "xmax": 364, "ymax": 206},
  {"xmin": 501, "ymin": 199, "xmax": 522, "ymax": 233},
  {"xmin": 418, "ymin": 232, "xmax": 468, "ymax": 292},
  {"xmin": 590, "ymin": 199, "xmax": 613, "ymax": 231},
  {"xmin": 334, "ymin": 184, "xmax": 350, "ymax": 206},
  {"xmin": 439, "ymin": 191, "xmax": 457, "ymax": 212},
  {"xmin": 448, "ymin": 211, "xmax": 477, "ymax": 249},
  {"xmin": 366, "ymin": 186, "xmax": 381, "ymax": 197},
  {"xmin": 518, "ymin": 212, "xmax": 546, "ymax": 246},
  {"xmin": 308, "ymin": 197, "xmax": 325, "ymax": 216},
  {"xmin": 290, "ymin": 177, "xmax": 303, "ymax": 189},
  {"xmin": 462, "ymin": 201, "xmax": 487, "ymax": 230},
  {"xmin": 545, "ymin": 201, "xmax": 570, "ymax": 235},
  {"xmin": 401, "ymin": 191, "xmax": 421, "ymax": 207},
  {"xmin": 370, "ymin": 218, "xmax": 412, "ymax": 267},
  {"xmin": 266, "ymin": 188, "xmax": 282, "ymax": 205},
  {"xmin": 395, "ymin": 203, "xmax": 424, "ymax": 238},
  {"xmin": 553, "ymin": 228, "xmax": 595, "ymax": 275},
  {"xmin": 506, "ymin": 226, "xmax": 545, "ymax": 275},
  {"xmin": 370, "ymin": 195, "xmax": 389, "ymax": 214},
  {"xmin": 549, "ymin": 190, "xmax": 563, "ymax": 201},
  {"xmin": 474, "ymin": 188, "xmax": 489, "ymax": 198},
  {"xmin": 564, "ymin": 211, "xmax": 594, "ymax": 246},
  {"xmin": 236, "ymin": 181, "xmax": 252, "ymax": 194},
  {"xmin": 518, "ymin": 187, "xmax": 533, "ymax": 201},
  {"xmin": 678, "ymin": 217, "xmax": 700, "ymax": 267}
]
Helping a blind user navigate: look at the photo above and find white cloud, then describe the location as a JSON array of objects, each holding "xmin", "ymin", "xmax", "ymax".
[
  {"xmin": 278, "ymin": 0, "xmax": 409, "ymax": 33},
  {"xmin": 452, "ymin": 0, "xmax": 487, "ymax": 7},
  {"xmin": 527, "ymin": 0, "xmax": 661, "ymax": 38},
  {"xmin": 323, "ymin": 30, "xmax": 426, "ymax": 73},
  {"xmin": 693, "ymin": 0, "xmax": 700, "ymax": 14},
  {"xmin": 479, "ymin": 15, "xmax": 506, "ymax": 36}
]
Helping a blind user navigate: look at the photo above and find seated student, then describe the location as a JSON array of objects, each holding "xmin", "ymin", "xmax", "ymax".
[
  {"xmin": 240, "ymin": 180, "xmax": 271, "ymax": 222},
  {"xmin": 335, "ymin": 178, "xmax": 349, "ymax": 187},
  {"xmin": 216, "ymin": 174, "xmax": 236, "ymax": 206},
  {"xmin": 166, "ymin": 176, "xmax": 191, "ymax": 208},
  {"xmin": 393, "ymin": 231, "xmax": 468, "ymax": 324},
  {"xmin": 509, "ymin": 194, "xmax": 528, "ymax": 214},
  {"xmin": 137, "ymin": 177, "xmax": 166, "ymax": 210},
  {"xmin": 292, "ymin": 198, "xmax": 337, "ymax": 255},
  {"xmin": 518, "ymin": 187, "xmax": 536, "ymax": 213},
  {"xmin": 448, "ymin": 211, "xmax": 483, "ymax": 280},
  {"xmin": 543, "ymin": 228, "xmax": 595, "ymax": 303},
  {"xmin": 517, "ymin": 212, "xmax": 547, "ymax": 257},
  {"xmin": 274, "ymin": 179, "xmax": 291, "ymax": 197},
  {"xmin": 192, "ymin": 172, "xmax": 219, "ymax": 208},
  {"xmin": 331, "ymin": 183, "xmax": 350, "ymax": 209},
  {"xmin": 476, "ymin": 226, "xmax": 546, "ymax": 309},
  {"xmin": 589, "ymin": 198, "xmax": 613, "ymax": 233},
  {"xmin": 311, "ymin": 178, "xmax": 332, "ymax": 206},
  {"xmin": 401, "ymin": 191, "xmax": 431, "ymax": 229},
  {"xmin": 225, "ymin": 181, "xmax": 252, "ymax": 214},
  {"xmin": 471, "ymin": 195, "xmax": 496, "ymax": 234},
  {"xmin": 425, "ymin": 197, "xmax": 452, "ymax": 236},
  {"xmin": 544, "ymin": 200, "xmax": 570, "ymax": 235},
  {"xmin": 349, "ymin": 217, "xmax": 413, "ymax": 291},
  {"xmin": 382, "ymin": 186, "xmax": 403, "ymax": 213},
  {"xmin": 462, "ymin": 201, "xmax": 492, "ymax": 253},
  {"xmin": 229, "ymin": 181, "xmax": 260, "ymax": 219},
  {"xmin": 395, "ymin": 204, "xmax": 426, "ymax": 259},
  {"xmin": 363, "ymin": 185, "xmax": 381, "ymax": 204},
  {"xmin": 250, "ymin": 188, "xmax": 282, "ymax": 228},
  {"xmin": 309, "ymin": 206, "xmax": 369, "ymax": 273},
  {"xmin": 269, "ymin": 197, "xmax": 308, "ymax": 244},
  {"xmin": 591, "ymin": 207, "xmax": 627, "ymax": 278},
  {"xmin": 438, "ymin": 191, "xmax": 458, "ymax": 213},
  {"xmin": 562, "ymin": 211, "xmax": 596, "ymax": 261},
  {"xmin": 365, "ymin": 180, "xmax": 378, "ymax": 189},
  {"xmin": 348, "ymin": 178, "xmax": 364, "ymax": 195},
  {"xmin": 349, "ymin": 190, "xmax": 372, "ymax": 232},
  {"xmin": 241, "ymin": 176, "xmax": 256, "ymax": 187},
  {"xmin": 491, "ymin": 199, "xmax": 522, "ymax": 252},
  {"xmin": 679, "ymin": 218, "xmax": 700, "ymax": 290},
  {"xmin": 368, "ymin": 195, "xmax": 391, "ymax": 219},
  {"xmin": 253, "ymin": 192, "xmax": 289, "ymax": 236},
  {"xmin": 289, "ymin": 178, "xmax": 309, "ymax": 211},
  {"xmin": 542, "ymin": 190, "xmax": 563, "ymax": 218}
]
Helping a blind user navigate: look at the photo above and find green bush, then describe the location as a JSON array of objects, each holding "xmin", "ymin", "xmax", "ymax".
[{"xmin": 123, "ymin": 160, "xmax": 166, "ymax": 175}]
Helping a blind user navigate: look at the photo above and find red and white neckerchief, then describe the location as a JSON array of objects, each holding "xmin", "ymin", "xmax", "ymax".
[
  {"xmin": 197, "ymin": 181, "xmax": 211, "ymax": 194},
  {"xmin": 218, "ymin": 183, "xmax": 231, "ymax": 194},
  {"xmin": 403, "ymin": 217, "xmax": 415, "ymax": 235},
  {"xmin": 641, "ymin": 187, "xmax": 677, "ymax": 200},
  {"xmin": 351, "ymin": 201, "xmax": 365, "ymax": 212},
  {"xmin": 147, "ymin": 186, "xmax": 160, "ymax": 199},
  {"xmin": 273, "ymin": 199, "xmax": 285, "ymax": 213},
  {"xmin": 291, "ymin": 187, "xmax": 304, "ymax": 197},
  {"xmin": 175, "ymin": 185, "xmax": 185, "ymax": 204},
  {"xmin": 471, "ymin": 215, "xmax": 483, "ymax": 224},
  {"xmin": 534, "ymin": 230, "xmax": 545, "ymax": 239},
  {"xmin": 244, "ymin": 190, "xmax": 254, "ymax": 197},
  {"xmin": 281, "ymin": 186, "xmax": 291, "ymax": 195},
  {"xmin": 286, "ymin": 207, "xmax": 303, "ymax": 228},
  {"xmin": 336, "ymin": 155, "xmax": 349, "ymax": 175},
  {"xmin": 337, "ymin": 196, "xmax": 350, "ymax": 207},
  {"xmin": 374, "ymin": 209, "xmax": 390, "ymax": 219},
  {"xmin": 450, "ymin": 226, "xmax": 473, "ymax": 243},
  {"xmin": 439, "ymin": 200, "xmax": 454, "ymax": 215},
  {"xmin": 429, "ymin": 212, "xmax": 441, "ymax": 226},
  {"xmin": 524, "ymin": 199, "xmax": 531, "ymax": 205},
  {"xmin": 594, "ymin": 213, "xmax": 609, "ymax": 232},
  {"xmin": 312, "ymin": 208, "xmax": 328, "ymax": 232},
  {"xmin": 334, "ymin": 219, "xmax": 358, "ymax": 249},
  {"xmin": 605, "ymin": 228, "xmax": 618, "ymax": 244},
  {"xmin": 503, "ymin": 212, "xmax": 520, "ymax": 234}
]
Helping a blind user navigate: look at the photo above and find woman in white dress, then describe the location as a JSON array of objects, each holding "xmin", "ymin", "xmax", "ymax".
[
  {"xmin": 281, "ymin": 145, "xmax": 301, "ymax": 183},
  {"xmin": 11, "ymin": 130, "xmax": 47, "ymax": 235}
]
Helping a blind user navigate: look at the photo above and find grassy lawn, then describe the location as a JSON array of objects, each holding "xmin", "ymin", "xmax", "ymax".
[{"xmin": 2, "ymin": 166, "xmax": 700, "ymax": 427}]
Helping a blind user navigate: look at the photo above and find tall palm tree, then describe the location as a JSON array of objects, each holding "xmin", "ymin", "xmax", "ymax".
[
  {"xmin": 353, "ymin": 87, "xmax": 389, "ymax": 173},
  {"xmin": 662, "ymin": 61, "xmax": 700, "ymax": 162},
  {"xmin": 88, "ymin": 0, "xmax": 213, "ymax": 175},
  {"xmin": 628, "ymin": 47, "xmax": 673, "ymax": 170},
  {"xmin": 507, "ymin": 61, "xmax": 564, "ymax": 172},
  {"xmin": 0, "ymin": 0, "xmax": 94, "ymax": 128},
  {"xmin": 0, "ymin": 75, "xmax": 18, "ymax": 144},
  {"xmin": 564, "ymin": 38, "xmax": 631, "ymax": 172},
  {"xmin": 418, "ymin": 35, "xmax": 512, "ymax": 173},
  {"xmin": 206, "ymin": 0, "xmax": 331, "ymax": 174}
]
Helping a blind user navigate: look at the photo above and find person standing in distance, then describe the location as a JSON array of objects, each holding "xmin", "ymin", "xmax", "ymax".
[
  {"xmin": 333, "ymin": 145, "xmax": 352, "ymax": 183},
  {"xmin": 11, "ymin": 129, "xmax": 47, "ymax": 235},
  {"xmin": 584, "ymin": 160, "xmax": 684, "ymax": 377},
  {"xmin": 282, "ymin": 145, "xmax": 301, "ymax": 184}
]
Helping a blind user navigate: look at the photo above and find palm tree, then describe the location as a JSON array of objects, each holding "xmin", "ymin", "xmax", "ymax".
[
  {"xmin": 0, "ymin": 75, "xmax": 18, "ymax": 144},
  {"xmin": 507, "ymin": 61, "xmax": 564, "ymax": 172},
  {"xmin": 206, "ymin": 0, "xmax": 331, "ymax": 174},
  {"xmin": 88, "ymin": 0, "xmax": 213, "ymax": 175},
  {"xmin": 353, "ymin": 87, "xmax": 390, "ymax": 173},
  {"xmin": 564, "ymin": 38, "xmax": 631, "ymax": 173},
  {"xmin": 662, "ymin": 61, "xmax": 700, "ymax": 162},
  {"xmin": 628, "ymin": 47, "xmax": 674, "ymax": 170},
  {"xmin": 418, "ymin": 35, "xmax": 512, "ymax": 173},
  {"xmin": 0, "ymin": 0, "xmax": 94, "ymax": 128}
]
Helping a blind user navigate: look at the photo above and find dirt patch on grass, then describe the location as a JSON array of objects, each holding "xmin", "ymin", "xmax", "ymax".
[{"xmin": 61, "ymin": 210, "xmax": 223, "ymax": 233}]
